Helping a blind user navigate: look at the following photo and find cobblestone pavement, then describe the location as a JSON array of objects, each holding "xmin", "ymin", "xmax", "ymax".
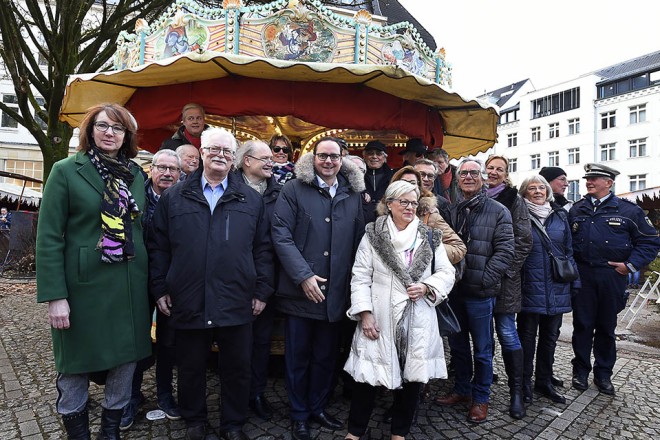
[{"xmin": 2, "ymin": 281, "xmax": 659, "ymax": 439}]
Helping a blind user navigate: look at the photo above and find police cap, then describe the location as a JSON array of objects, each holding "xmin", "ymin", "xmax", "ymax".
[{"xmin": 582, "ymin": 163, "xmax": 620, "ymax": 180}]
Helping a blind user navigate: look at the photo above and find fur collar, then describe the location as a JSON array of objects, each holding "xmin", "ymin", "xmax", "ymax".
[
  {"xmin": 294, "ymin": 152, "xmax": 365, "ymax": 193},
  {"xmin": 366, "ymin": 215, "xmax": 442, "ymax": 285}
]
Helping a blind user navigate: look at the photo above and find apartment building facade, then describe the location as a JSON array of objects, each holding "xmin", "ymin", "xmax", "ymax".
[{"xmin": 485, "ymin": 50, "xmax": 660, "ymax": 201}]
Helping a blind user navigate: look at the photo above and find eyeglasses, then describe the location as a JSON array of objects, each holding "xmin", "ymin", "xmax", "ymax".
[
  {"xmin": 153, "ymin": 164, "xmax": 181, "ymax": 173},
  {"xmin": 94, "ymin": 121, "xmax": 126, "ymax": 135},
  {"xmin": 364, "ymin": 150, "xmax": 385, "ymax": 157},
  {"xmin": 315, "ymin": 153, "xmax": 342, "ymax": 162},
  {"xmin": 272, "ymin": 146, "xmax": 291, "ymax": 154},
  {"xmin": 392, "ymin": 199, "xmax": 419, "ymax": 209},
  {"xmin": 418, "ymin": 172, "xmax": 436, "ymax": 180},
  {"xmin": 526, "ymin": 185, "xmax": 546, "ymax": 192},
  {"xmin": 247, "ymin": 155, "xmax": 274, "ymax": 165},
  {"xmin": 203, "ymin": 146, "xmax": 234, "ymax": 156},
  {"xmin": 458, "ymin": 170, "xmax": 482, "ymax": 179}
]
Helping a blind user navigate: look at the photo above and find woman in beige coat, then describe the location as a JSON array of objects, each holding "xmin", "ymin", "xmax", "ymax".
[{"xmin": 344, "ymin": 181, "xmax": 456, "ymax": 440}]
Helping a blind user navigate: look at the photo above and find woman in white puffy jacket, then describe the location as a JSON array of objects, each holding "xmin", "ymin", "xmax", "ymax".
[{"xmin": 343, "ymin": 181, "xmax": 456, "ymax": 440}]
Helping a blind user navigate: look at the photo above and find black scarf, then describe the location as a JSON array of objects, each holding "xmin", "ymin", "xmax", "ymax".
[{"xmin": 453, "ymin": 190, "xmax": 484, "ymax": 244}]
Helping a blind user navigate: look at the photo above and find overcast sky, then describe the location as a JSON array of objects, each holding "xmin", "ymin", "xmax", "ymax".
[{"xmin": 400, "ymin": 0, "xmax": 660, "ymax": 99}]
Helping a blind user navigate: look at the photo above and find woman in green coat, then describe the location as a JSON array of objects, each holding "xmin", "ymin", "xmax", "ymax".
[{"xmin": 36, "ymin": 103, "xmax": 151, "ymax": 439}]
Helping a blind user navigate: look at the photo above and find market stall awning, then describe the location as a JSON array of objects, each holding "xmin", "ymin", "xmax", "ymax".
[
  {"xmin": 0, "ymin": 183, "xmax": 42, "ymax": 207},
  {"xmin": 60, "ymin": 50, "xmax": 499, "ymax": 157}
]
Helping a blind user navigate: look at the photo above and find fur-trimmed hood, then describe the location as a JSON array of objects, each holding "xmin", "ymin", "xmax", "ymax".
[
  {"xmin": 294, "ymin": 152, "xmax": 365, "ymax": 193},
  {"xmin": 365, "ymin": 215, "xmax": 442, "ymax": 285}
]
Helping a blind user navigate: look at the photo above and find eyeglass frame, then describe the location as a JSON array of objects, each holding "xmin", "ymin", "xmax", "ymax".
[
  {"xmin": 152, "ymin": 164, "xmax": 181, "ymax": 174},
  {"xmin": 247, "ymin": 155, "xmax": 274, "ymax": 165},
  {"xmin": 93, "ymin": 121, "xmax": 126, "ymax": 135},
  {"xmin": 389, "ymin": 199, "xmax": 419, "ymax": 209},
  {"xmin": 272, "ymin": 146, "xmax": 291, "ymax": 154},
  {"xmin": 314, "ymin": 153, "xmax": 342, "ymax": 162},
  {"xmin": 203, "ymin": 146, "xmax": 235, "ymax": 157},
  {"xmin": 458, "ymin": 169, "xmax": 482, "ymax": 179},
  {"xmin": 418, "ymin": 171, "xmax": 437, "ymax": 180}
]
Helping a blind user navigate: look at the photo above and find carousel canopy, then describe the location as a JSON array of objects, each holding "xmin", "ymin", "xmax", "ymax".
[{"xmin": 60, "ymin": 50, "xmax": 499, "ymax": 157}]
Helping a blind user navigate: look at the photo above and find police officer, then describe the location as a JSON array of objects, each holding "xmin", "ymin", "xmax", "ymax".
[{"xmin": 569, "ymin": 163, "xmax": 660, "ymax": 395}]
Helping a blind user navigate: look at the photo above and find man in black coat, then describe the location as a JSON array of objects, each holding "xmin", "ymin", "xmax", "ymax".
[
  {"xmin": 272, "ymin": 137, "xmax": 365, "ymax": 440},
  {"xmin": 235, "ymin": 140, "xmax": 282, "ymax": 421},
  {"xmin": 362, "ymin": 140, "xmax": 393, "ymax": 224},
  {"xmin": 149, "ymin": 128, "xmax": 274, "ymax": 440}
]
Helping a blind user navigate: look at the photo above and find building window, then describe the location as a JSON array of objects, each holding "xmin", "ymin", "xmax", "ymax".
[
  {"xmin": 508, "ymin": 158, "xmax": 517, "ymax": 173},
  {"xmin": 629, "ymin": 174, "xmax": 647, "ymax": 192},
  {"xmin": 507, "ymin": 133, "xmax": 518, "ymax": 147},
  {"xmin": 548, "ymin": 151, "xmax": 559, "ymax": 166},
  {"xmin": 531, "ymin": 154, "xmax": 540, "ymax": 170},
  {"xmin": 568, "ymin": 180, "xmax": 580, "ymax": 202},
  {"xmin": 35, "ymin": 97, "xmax": 47, "ymax": 130},
  {"xmin": 531, "ymin": 87, "xmax": 580, "ymax": 119},
  {"xmin": 568, "ymin": 118, "xmax": 580, "ymax": 135},
  {"xmin": 548, "ymin": 122, "xmax": 559, "ymax": 138},
  {"xmin": 601, "ymin": 111, "xmax": 616, "ymax": 129},
  {"xmin": 1, "ymin": 94, "xmax": 19, "ymax": 128},
  {"xmin": 4, "ymin": 160, "xmax": 43, "ymax": 190},
  {"xmin": 600, "ymin": 143, "xmax": 616, "ymax": 161},
  {"xmin": 629, "ymin": 138, "xmax": 647, "ymax": 157},
  {"xmin": 629, "ymin": 104, "xmax": 646, "ymax": 124},
  {"xmin": 568, "ymin": 147, "xmax": 580, "ymax": 165},
  {"xmin": 531, "ymin": 127, "xmax": 540, "ymax": 142}
]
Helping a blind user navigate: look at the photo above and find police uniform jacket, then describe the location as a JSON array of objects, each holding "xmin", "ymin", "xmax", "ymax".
[
  {"xmin": 272, "ymin": 153, "xmax": 365, "ymax": 323},
  {"xmin": 569, "ymin": 193, "xmax": 660, "ymax": 271}
]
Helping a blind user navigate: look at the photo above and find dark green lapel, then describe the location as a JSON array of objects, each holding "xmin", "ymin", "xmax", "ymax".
[{"xmin": 74, "ymin": 151, "xmax": 104, "ymax": 195}]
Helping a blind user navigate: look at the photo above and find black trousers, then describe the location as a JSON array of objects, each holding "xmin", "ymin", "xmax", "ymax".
[
  {"xmin": 347, "ymin": 381, "xmax": 422, "ymax": 437},
  {"xmin": 176, "ymin": 324, "xmax": 252, "ymax": 431},
  {"xmin": 517, "ymin": 312, "xmax": 563, "ymax": 384},
  {"xmin": 250, "ymin": 302, "xmax": 276, "ymax": 399},
  {"xmin": 572, "ymin": 266, "xmax": 626, "ymax": 380}
]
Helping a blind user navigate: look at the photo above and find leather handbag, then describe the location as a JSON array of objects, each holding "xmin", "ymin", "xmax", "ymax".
[
  {"xmin": 530, "ymin": 216, "xmax": 579, "ymax": 283},
  {"xmin": 427, "ymin": 229, "xmax": 461, "ymax": 336},
  {"xmin": 436, "ymin": 299, "xmax": 461, "ymax": 337}
]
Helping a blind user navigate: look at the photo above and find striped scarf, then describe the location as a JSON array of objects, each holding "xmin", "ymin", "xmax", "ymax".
[{"xmin": 88, "ymin": 145, "xmax": 140, "ymax": 263}]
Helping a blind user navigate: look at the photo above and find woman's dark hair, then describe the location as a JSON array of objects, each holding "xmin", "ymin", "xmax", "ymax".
[
  {"xmin": 77, "ymin": 103, "xmax": 139, "ymax": 158},
  {"xmin": 268, "ymin": 134, "xmax": 294, "ymax": 162}
]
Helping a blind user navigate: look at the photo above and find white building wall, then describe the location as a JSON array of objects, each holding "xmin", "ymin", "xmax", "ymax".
[{"xmin": 485, "ymin": 72, "xmax": 660, "ymax": 199}]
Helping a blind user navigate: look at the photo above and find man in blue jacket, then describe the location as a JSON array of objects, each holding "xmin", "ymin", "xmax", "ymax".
[
  {"xmin": 149, "ymin": 128, "xmax": 274, "ymax": 440},
  {"xmin": 569, "ymin": 163, "xmax": 660, "ymax": 395},
  {"xmin": 272, "ymin": 137, "xmax": 365, "ymax": 440}
]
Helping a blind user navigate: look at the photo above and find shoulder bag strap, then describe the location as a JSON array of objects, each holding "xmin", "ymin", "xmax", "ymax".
[
  {"xmin": 427, "ymin": 229, "xmax": 436, "ymax": 273},
  {"xmin": 529, "ymin": 215, "xmax": 556, "ymax": 257}
]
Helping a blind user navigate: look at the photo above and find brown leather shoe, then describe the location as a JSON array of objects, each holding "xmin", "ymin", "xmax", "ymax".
[
  {"xmin": 467, "ymin": 403, "xmax": 488, "ymax": 424},
  {"xmin": 434, "ymin": 393, "xmax": 471, "ymax": 406}
]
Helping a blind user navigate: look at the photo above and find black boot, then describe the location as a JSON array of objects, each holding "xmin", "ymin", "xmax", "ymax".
[
  {"xmin": 63, "ymin": 408, "xmax": 91, "ymax": 440},
  {"xmin": 97, "ymin": 408, "xmax": 122, "ymax": 439},
  {"xmin": 523, "ymin": 380, "xmax": 533, "ymax": 404},
  {"xmin": 502, "ymin": 349, "xmax": 526, "ymax": 419}
]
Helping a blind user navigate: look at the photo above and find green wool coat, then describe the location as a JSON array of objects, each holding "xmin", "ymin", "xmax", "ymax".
[{"xmin": 36, "ymin": 152, "xmax": 151, "ymax": 374}]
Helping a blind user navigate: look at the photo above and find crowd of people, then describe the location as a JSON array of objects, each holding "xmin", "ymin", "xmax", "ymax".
[{"xmin": 36, "ymin": 102, "xmax": 660, "ymax": 440}]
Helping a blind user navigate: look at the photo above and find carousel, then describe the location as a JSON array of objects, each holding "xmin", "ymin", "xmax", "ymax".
[{"xmin": 59, "ymin": 0, "xmax": 499, "ymax": 159}]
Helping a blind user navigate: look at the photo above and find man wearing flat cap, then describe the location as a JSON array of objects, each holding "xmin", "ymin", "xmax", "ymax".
[
  {"xmin": 568, "ymin": 163, "xmax": 660, "ymax": 396},
  {"xmin": 539, "ymin": 166, "xmax": 572, "ymax": 211},
  {"xmin": 362, "ymin": 140, "xmax": 393, "ymax": 224},
  {"xmin": 400, "ymin": 138, "xmax": 427, "ymax": 167}
]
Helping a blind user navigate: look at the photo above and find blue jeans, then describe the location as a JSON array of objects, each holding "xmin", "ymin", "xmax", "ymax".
[
  {"xmin": 448, "ymin": 296, "xmax": 495, "ymax": 404},
  {"xmin": 494, "ymin": 312, "xmax": 522, "ymax": 352}
]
